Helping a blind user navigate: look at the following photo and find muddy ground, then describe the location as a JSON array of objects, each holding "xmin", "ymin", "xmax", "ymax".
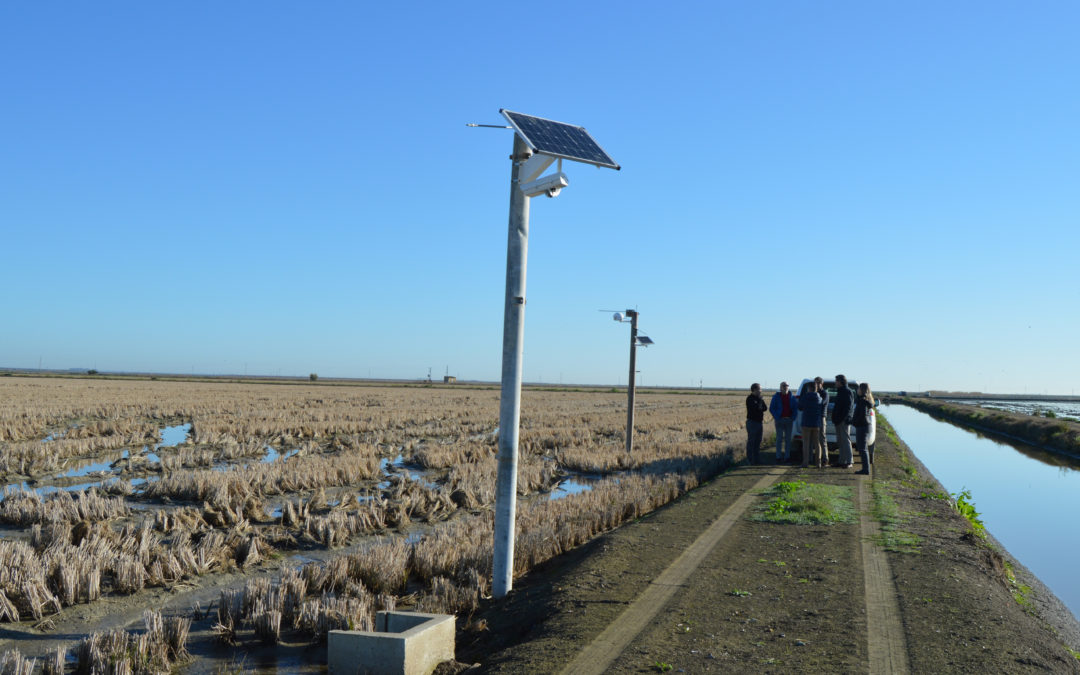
[{"xmin": 458, "ymin": 421, "xmax": 1080, "ymax": 673}]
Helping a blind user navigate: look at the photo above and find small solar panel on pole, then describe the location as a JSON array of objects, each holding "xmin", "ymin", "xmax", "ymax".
[
  {"xmin": 489, "ymin": 110, "xmax": 619, "ymax": 599},
  {"xmin": 501, "ymin": 110, "xmax": 621, "ymax": 170}
]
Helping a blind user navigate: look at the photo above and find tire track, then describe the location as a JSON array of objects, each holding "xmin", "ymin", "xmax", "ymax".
[
  {"xmin": 858, "ymin": 478, "xmax": 911, "ymax": 673},
  {"xmin": 559, "ymin": 466, "xmax": 787, "ymax": 675}
]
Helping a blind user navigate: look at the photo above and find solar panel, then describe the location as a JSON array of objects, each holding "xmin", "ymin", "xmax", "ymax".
[
  {"xmin": 636, "ymin": 336, "xmax": 655, "ymax": 346},
  {"xmin": 500, "ymin": 109, "xmax": 620, "ymax": 170}
]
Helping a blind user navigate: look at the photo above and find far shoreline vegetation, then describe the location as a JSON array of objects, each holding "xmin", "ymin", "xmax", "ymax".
[{"xmin": 4, "ymin": 368, "xmax": 1080, "ymax": 401}]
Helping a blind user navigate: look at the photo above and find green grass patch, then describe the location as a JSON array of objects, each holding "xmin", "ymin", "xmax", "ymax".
[
  {"xmin": 1003, "ymin": 560, "xmax": 1036, "ymax": 612},
  {"xmin": 871, "ymin": 480, "xmax": 921, "ymax": 553},
  {"xmin": 877, "ymin": 415, "xmax": 918, "ymax": 477},
  {"xmin": 754, "ymin": 480, "xmax": 855, "ymax": 525},
  {"xmin": 880, "ymin": 416, "xmax": 901, "ymax": 445}
]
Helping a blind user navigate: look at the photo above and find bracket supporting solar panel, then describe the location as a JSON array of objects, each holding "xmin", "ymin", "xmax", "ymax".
[{"xmin": 518, "ymin": 154, "xmax": 557, "ymax": 183}]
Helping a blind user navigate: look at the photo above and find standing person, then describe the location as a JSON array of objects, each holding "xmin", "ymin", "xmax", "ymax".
[
  {"xmin": 745, "ymin": 383, "xmax": 768, "ymax": 465},
  {"xmin": 769, "ymin": 382, "xmax": 797, "ymax": 463},
  {"xmin": 798, "ymin": 381, "xmax": 823, "ymax": 468},
  {"xmin": 832, "ymin": 374, "xmax": 855, "ymax": 468},
  {"xmin": 815, "ymin": 377, "xmax": 830, "ymax": 466},
  {"xmin": 853, "ymin": 382, "xmax": 875, "ymax": 475}
]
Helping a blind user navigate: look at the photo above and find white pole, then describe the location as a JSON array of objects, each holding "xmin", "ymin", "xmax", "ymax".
[
  {"xmin": 625, "ymin": 310, "xmax": 638, "ymax": 453},
  {"xmin": 493, "ymin": 134, "xmax": 530, "ymax": 598}
]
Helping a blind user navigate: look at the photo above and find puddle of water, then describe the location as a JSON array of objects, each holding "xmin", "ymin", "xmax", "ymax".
[
  {"xmin": 376, "ymin": 455, "xmax": 441, "ymax": 492},
  {"xmin": 42, "ymin": 425, "xmax": 78, "ymax": 443},
  {"xmin": 34, "ymin": 481, "xmax": 104, "ymax": 495},
  {"xmin": 262, "ymin": 446, "xmax": 300, "ymax": 463},
  {"xmin": 158, "ymin": 423, "xmax": 191, "ymax": 448},
  {"xmin": 141, "ymin": 423, "xmax": 191, "ymax": 465},
  {"xmin": 60, "ymin": 457, "xmax": 117, "ymax": 479},
  {"xmin": 3, "ymin": 477, "xmax": 116, "ymax": 496},
  {"xmin": 549, "ymin": 475, "xmax": 601, "ymax": 500},
  {"xmin": 0, "ymin": 524, "xmax": 25, "ymax": 540}
]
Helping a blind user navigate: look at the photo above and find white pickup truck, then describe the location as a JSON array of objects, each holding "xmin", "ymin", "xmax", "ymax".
[{"xmin": 792, "ymin": 378, "xmax": 877, "ymax": 460}]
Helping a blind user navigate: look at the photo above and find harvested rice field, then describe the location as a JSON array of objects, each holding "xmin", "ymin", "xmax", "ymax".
[{"xmin": 0, "ymin": 375, "xmax": 745, "ymax": 672}]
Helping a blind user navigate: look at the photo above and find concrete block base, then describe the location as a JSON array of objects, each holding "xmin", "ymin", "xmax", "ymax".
[{"xmin": 328, "ymin": 611, "xmax": 455, "ymax": 675}]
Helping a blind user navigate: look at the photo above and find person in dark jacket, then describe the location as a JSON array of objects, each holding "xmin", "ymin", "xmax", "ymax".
[
  {"xmin": 832, "ymin": 374, "xmax": 856, "ymax": 468},
  {"xmin": 798, "ymin": 382, "xmax": 823, "ymax": 468},
  {"xmin": 853, "ymin": 382, "xmax": 875, "ymax": 475},
  {"xmin": 745, "ymin": 383, "xmax": 767, "ymax": 465},
  {"xmin": 769, "ymin": 381, "xmax": 797, "ymax": 463},
  {"xmin": 814, "ymin": 377, "xmax": 830, "ymax": 466}
]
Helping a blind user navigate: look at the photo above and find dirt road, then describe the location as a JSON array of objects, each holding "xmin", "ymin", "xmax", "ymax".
[{"xmin": 461, "ymin": 421, "xmax": 1080, "ymax": 673}]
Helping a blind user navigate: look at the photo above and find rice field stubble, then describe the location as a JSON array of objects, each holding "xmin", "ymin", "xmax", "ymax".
[{"xmin": 0, "ymin": 376, "xmax": 745, "ymax": 670}]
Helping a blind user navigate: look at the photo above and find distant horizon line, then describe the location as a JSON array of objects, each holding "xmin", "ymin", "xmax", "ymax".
[{"xmin": 3, "ymin": 366, "xmax": 1080, "ymax": 400}]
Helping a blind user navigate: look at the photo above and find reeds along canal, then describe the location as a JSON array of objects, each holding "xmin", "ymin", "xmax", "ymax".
[{"xmin": 880, "ymin": 404, "xmax": 1080, "ymax": 621}]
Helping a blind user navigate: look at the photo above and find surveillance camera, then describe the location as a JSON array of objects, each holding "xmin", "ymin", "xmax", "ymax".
[
  {"xmin": 613, "ymin": 312, "xmax": 623, "ymax": 322},
  {"xmin": 520, "ymin": 172, "xmax": 569, "ymax": 198}
]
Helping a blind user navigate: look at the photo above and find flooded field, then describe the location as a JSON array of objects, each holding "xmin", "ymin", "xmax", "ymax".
[
  {"xmin": 943, "ymin": 398, "xmax": 1080, "ymax": 421},
  {"xmin": 0, "ymin": 376, "xmax": 744, "ymax": 671}
]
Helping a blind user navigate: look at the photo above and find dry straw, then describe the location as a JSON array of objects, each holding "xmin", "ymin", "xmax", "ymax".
[{"xmin": 1, "ymin": 376, "xmax": 743, "ymax": 635}]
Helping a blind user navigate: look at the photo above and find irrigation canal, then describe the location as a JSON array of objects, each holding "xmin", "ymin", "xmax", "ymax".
[{"xmin": 881, "ymin": 404, "xmax": 1080, "ymax": 620}]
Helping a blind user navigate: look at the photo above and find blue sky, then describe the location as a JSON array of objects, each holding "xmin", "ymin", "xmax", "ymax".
[{"xmin": 3, "ymin": 2, "xmax": 1078, "ymax": 394}]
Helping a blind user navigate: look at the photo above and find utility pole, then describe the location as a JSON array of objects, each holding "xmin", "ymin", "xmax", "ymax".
[
  {"xmin": 493, "ymin": 134, "xmax": 530, "ymax": 600},
  {"xmin": 485, "ymin": 109, "xmax": 619, "ymax": 600},
  {"xmin": 625, "ymin": 309, "xmax": 638, "ymax": 453}
]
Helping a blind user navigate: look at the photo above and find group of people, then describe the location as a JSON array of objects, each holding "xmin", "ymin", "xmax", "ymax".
[{"xmin": 744, "ymin": 376, "xmax": 876, "ymax": 474}]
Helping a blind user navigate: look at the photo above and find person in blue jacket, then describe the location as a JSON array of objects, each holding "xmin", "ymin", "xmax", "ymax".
[
  {"xmin": 798, "ymin": 382, "xmax": 823, "ymax": 468},
  {"xmin": 769, "ymin": 381, "xmax": 797, "ymax": 463}
]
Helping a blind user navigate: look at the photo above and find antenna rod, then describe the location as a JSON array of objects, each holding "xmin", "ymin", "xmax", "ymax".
[{"xmin": 467, "ymin": 123, "xmax": 512, "ymax": 128}]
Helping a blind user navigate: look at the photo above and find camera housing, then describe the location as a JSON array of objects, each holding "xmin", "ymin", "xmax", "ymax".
[{"xmin": 519, "ymin": 172, "xmax": 569, "ymax": 198}]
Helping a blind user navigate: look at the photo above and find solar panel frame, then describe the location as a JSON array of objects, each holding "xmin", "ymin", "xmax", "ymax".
[{"xmin": 500, "ymin": 109, "xmax": 620, "ymax": 170}]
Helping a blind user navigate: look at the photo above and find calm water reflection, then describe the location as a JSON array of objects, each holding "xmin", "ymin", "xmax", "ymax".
[{"xmin": 881, "ymin": 404, "xmax": 1080, "ymax": 620}]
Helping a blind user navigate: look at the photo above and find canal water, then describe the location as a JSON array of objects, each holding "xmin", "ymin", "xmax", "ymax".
[{"xmin": 881, "ymin": 404, "xmax": 1080, "ymax": 620}]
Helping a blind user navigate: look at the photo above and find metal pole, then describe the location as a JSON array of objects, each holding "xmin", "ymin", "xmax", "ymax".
[
  {"xmin": 625, "ymin": 310, "xmax": 638, "ymax": 453},
  {"xmin": 493, "ymin": 134, "xmax": 530, "ymax": 598}
]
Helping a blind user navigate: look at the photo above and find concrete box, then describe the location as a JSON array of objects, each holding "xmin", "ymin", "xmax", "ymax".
[{"xmin": 328, "ymin": 611, "xmax": 455, "ymax": 675}]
